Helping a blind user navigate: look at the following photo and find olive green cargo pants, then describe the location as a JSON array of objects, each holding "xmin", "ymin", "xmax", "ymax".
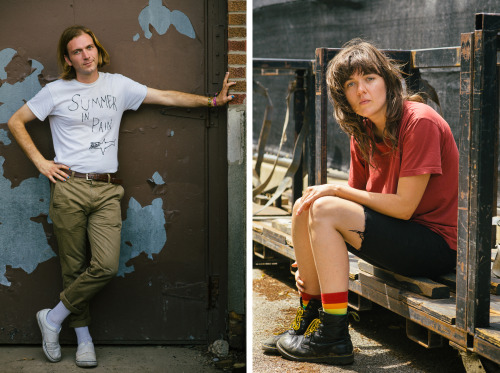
[{"xmin": 49, "ymin": 176, "xmax": 124, "ymax": 328}]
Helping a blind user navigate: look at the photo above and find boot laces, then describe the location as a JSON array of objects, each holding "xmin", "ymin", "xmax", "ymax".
[
  {"xmin": 303, "ymin": 318, "xmax": 321, "ymax": 337},
  {"xmin": 349, "ymin": 311, "xmax": 360, "ymax": 322},
  {"xmin": 274, "ymin": 307, "xmax": 304, "ymax": 335},
  {"xmin": 290, "ymin": 307, "xmax": 305, "ymax": 331}
]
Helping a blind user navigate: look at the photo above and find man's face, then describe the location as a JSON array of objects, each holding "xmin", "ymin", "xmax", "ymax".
[{"xmin": 64, "ymin": 33, "xmax": 99, "ymax": 83}]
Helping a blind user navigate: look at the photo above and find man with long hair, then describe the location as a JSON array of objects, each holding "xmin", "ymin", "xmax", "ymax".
[{"xmin": 8, "ymin": 25, "xmax": 234, "ymax": 368}]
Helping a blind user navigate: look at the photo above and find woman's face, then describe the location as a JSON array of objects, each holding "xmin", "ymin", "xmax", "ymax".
[{"xmin": 344, "ymin": 72, "xmax": 388, "ymax": 128}]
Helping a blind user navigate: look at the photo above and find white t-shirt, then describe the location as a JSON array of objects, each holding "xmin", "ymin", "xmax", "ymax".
[{"xmin": 27, "ymin": 72, "xmax": 147, "ymax": 173}]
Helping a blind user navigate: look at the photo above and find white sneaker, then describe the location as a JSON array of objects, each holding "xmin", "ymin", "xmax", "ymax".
[
  {"xmin": 76, "ymin": 341, "xmax": 97, "ymax": 367},
  {"xmin": 36, "ymin": 309, "xmax": 62, "ymax": 362}
]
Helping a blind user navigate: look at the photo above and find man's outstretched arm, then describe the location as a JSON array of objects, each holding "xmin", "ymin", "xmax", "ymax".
[
  {"xmin": 8, "ymin": 104, "xmax": 70, "ymax": 183},
  {"xmin": 143, "ymin": 72, "xmax": 236, "ymax": 107}
]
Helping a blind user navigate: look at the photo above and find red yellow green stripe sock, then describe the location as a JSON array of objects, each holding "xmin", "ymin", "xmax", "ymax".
[
  {"xmin": 321, "ymin": 291, "xmax": 348, "ymax": 315},
  {"xmin": 301, "ymin": 292, "xmax": 321, "ymax": 309}
]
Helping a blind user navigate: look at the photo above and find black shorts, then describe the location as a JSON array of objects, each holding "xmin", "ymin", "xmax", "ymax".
[{"xmin": 346, "ymin": 207, "xmax": 457, "ymax": 278}]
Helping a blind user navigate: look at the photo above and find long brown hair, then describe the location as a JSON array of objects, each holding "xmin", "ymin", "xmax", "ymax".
[
  {"xmin": 57, "ymin": 25, "xmax": 110, "ymax": 80},
  {"xmin": 326, "ymin": 39, "xmax": 422, "ymax": 165}
]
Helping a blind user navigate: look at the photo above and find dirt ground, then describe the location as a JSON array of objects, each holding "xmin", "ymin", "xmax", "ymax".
[{"xmin": 252, "ymin": 263, "xmax": 467, "ymax": 373}]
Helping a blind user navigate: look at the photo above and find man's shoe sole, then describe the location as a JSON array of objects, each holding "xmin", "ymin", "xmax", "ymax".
[
  {"xmin": 76, "ymin": 360, "xmax": 98, "ymax": 368},
  {"xmin": 36, "ymin": 310, "xmax": 61, "ymax": 363}
]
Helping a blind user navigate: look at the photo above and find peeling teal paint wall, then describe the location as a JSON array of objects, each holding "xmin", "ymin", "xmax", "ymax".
[
  {"xmin": 134, "ymin": 0, "xmax": 195, "ymax": 41},
  {"xmin": 0, "ymin": 157, "xmax": 54, "ymax": 286}
]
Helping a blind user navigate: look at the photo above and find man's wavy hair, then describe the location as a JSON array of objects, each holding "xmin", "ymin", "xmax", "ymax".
[
  {"xmin": 57, "ymin": 25, "xmax": 110, "ymax": 80},
  {"xmin": 326, "ymin": 39, "xmax": 422, "ymax": 166}
]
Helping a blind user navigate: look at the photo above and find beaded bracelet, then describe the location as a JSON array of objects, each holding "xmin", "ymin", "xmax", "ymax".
[{"xmin": 208, "ymin": 92, "xmax": 219, "ymax": 107}]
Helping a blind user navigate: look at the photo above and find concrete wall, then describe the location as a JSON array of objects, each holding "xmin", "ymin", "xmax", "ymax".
[
  {"xmin": 227, "ymin": 0, "xmax": 247, "ymax": 349},
  {"xmin": 253, "ymin": 0, "xmax": 500, "ymax": 171}
]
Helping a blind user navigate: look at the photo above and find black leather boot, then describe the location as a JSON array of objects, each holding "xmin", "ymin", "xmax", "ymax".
[
  {"xmin": 276, "ymin": 310, "xmax": 354, "ymax": 365},
  {"xmin": 261, "ymin": 298, "xmax": 321, "ymax": 353}
]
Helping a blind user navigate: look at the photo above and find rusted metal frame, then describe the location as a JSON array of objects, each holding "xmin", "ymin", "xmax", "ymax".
[
  {"xmin": 206, "ymin": 0, "xmax": 229, "ymax": 342},
  {"xmin": 466, "ymin": 27, "xmax": 499, "ymax": 333},
  {"xmin": 475, "ymin": 13, "xmax": 500, "ymax": 33},
  {"xmin": 474, "ymin": 337, "xmax": 500, "ymax": 365},
  {"xmin": 406, "ymin": 319, "xmax": 444, "ymax": 349},
  {"xmin": 253, "ymin": 58, "xmax": 314, "ymax": 71},
  {"xmin": 456, "ymin": 32, "xmax": 474, "ymax": 334},
  {"xmin": 314, "ymin": 48, "xmax": 331, "ymax": 185},
  {"xmin": 305, "ymin": 68, "xmax": 316, "ymax": 190},
  {"xmin": 252, "ymin": 58, "xmax": 315, "ymax": 204},
  {"xmin": 411, "ymin": 47, "xmax": 461, "ymax": 69},
  {"xmin": 292, "ymin": 69, "xmax": 305, "ymax": 203},
  {"xmin": 349, "ymin": 279, "xmax": 469, "ymax": 347}
]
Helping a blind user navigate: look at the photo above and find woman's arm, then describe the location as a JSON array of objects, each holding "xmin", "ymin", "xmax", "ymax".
[{"xmin": 296, "ymin": 173, "xmax": 430, "ymax": 220}]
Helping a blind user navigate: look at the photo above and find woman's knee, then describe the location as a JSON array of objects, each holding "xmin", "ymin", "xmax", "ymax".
[
  {"xmin": 309, "ymin": 196, "xmax": 342, "ymax": 223},
  {"xmin": 292, "ymin": 197, "xmax": 304, "ymax": 216}
]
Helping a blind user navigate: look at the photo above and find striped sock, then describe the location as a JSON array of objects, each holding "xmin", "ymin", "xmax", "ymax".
[
  {"xmin": 301, "ymin": 292, "xmax": 321, "ymax": 309},
  {"xmin": 321, "ymin": 291, "xmax": 348, "ymax": 315}
]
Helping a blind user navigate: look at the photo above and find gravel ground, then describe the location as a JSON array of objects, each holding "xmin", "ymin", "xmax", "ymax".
[{"xmin": 252, "ymin": 264, "xmax": 467, "ymax": 373}]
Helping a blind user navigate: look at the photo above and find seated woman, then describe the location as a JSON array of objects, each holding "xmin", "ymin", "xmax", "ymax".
[{"xmin": 262, "ymin": 39, "xmax": 458, "ymax": 365}]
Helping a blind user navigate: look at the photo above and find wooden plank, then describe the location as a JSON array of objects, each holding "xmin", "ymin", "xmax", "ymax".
[
  {"xmin": 262, "ymin": 225, "xmax": 289, "ymax": 245},
  {"xmin": 253, "ymin": 231, "xmax": 295, "ymax": 260},
  {"xmin": 349, "ymin": 253, "xmax": 360, "ymax": 280},
  {"xmin": 436, "ymin": 270, "xmax": 500, "ymax": 296},
  {"xmin": 271, "ymin": 218, "xmax": 292, "ymax": 235},
  {"xmin": 475, "ymin": 322, "xmax": 500, "ymax": 348},
  {"xmin": 349, "ymin": 279, "xmax": 467, "ymax": 347},
  {"xmin": 358, "ymin": 272, "xmax": 456, "ymax": 324},
  {"xmin": 358, "ymin": 261, "xmax": 450, "ymax": 299},
  {"xmin": 491, "ymin": 277, "xmax": 500, "ymax": 296},
  {"xmin": 436, "ymin": 272, "xmax": 457, "ymax": 291},
  {"xmin": 253, "ymin": 220, "xmax": 265, "ymax": 233},
  {"xmin": 358, "ymin": 272, "xmax": 406, "ymax": 300}
]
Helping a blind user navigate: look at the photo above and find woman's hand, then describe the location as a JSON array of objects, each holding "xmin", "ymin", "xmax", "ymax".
[
  {"xmin": 292, "ymin": 262, "xmax": 306, "ymax": 293},
  {"xmin": 295, "ymin": 184, "xmax": 340, "ymax": 216}
]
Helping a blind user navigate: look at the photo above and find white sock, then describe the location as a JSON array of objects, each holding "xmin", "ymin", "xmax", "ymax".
[
  {"xmin": 47, "ymin": 301, "xmax": 71, "ymax": 329},
  {"xmin": 75, "ymin": 326, "xmax": 93, "ymax": 345}
]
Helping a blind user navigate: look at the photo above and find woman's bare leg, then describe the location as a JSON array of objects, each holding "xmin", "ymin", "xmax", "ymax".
[
  {"xmin": 308, "ymin": 196, "xmax": 365, "ymax": 294},
  {"xmin": 291, "ymin": 198, "xmax": 321, "ymax": 295}
]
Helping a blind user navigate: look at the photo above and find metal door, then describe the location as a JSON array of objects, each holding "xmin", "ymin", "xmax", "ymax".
[{"xmin": 0, "ymin": 0, "xmax": 228, "ymax": 344}]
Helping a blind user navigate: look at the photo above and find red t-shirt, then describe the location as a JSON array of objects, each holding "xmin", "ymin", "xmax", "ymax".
[{"xmin": 348, "ymin": 101, "xmax": 459, "ymax": 251}]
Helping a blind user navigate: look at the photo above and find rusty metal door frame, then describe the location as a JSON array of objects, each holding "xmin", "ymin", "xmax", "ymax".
[{"xmin": 206, "ymin": 0, "xmax": 229, "ymax": 341}]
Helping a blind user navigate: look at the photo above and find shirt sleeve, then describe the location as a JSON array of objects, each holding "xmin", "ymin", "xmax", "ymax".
[
  {"xmin": 117, "ymin": 74, "xmax": 148, "ymax": 111},
  {"xmin": 399, "ymin": 118, "xmax": 443, "ymax": 177},
  {"xmin": 348, "ymin": 137, "xmax": 367, "ymax": 190},
  {"xmin": 26, "ymin": 85, "xmax": 54, "ymax": 121}
]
